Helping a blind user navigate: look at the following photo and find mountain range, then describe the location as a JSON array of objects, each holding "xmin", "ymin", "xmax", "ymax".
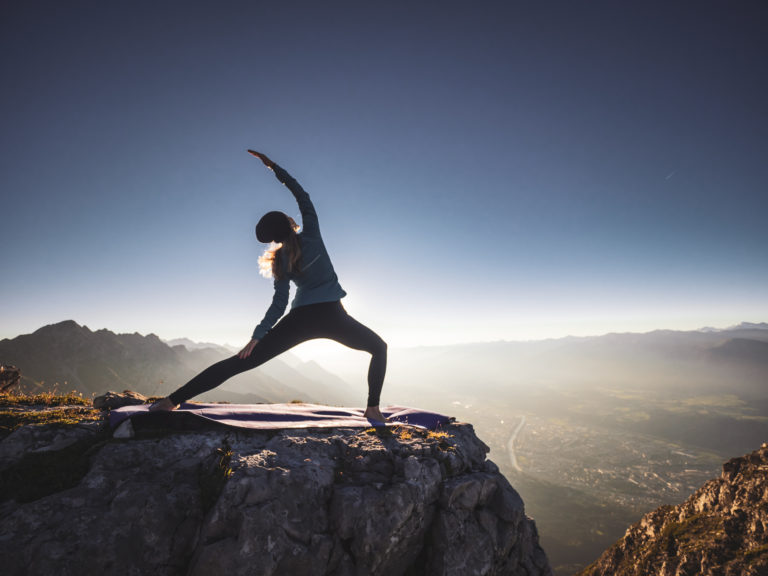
[
  {"xmin": 2, "ymin": 319, "xmax": 766, "ymax": 412},
  {"xmin": 385, "ymin": 322, "xmax": 768, "ymax": 407},
  {"xmin": 0, "ymin": 320, "xmax": 357, "ymax": 405}
]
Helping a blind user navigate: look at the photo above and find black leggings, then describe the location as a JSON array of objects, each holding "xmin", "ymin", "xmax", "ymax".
[{"xmin": 168, "ymin": 301, "xmax": 387, "ymax": 407}]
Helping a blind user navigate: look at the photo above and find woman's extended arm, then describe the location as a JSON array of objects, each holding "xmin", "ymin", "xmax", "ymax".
[
  {"xmin": 250, "ymin": 276, "xmax": 290, "ymax": 342},
  {"xmin": 248, "ymin": 150, "xmax": 275, "ymax": 168},
  {"xmin": 248, "ymin": 150, "xmax": 320, "ymax": 237}
]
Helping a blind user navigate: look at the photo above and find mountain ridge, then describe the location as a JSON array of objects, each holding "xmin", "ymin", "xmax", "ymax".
[{"xmin": 0, "ymin": 320, "xmax": 355, "ymax": 405}]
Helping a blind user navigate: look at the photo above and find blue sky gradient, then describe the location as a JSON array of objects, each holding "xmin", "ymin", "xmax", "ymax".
[{"xmin": 1, "ymin": 1, "xmax": 766, "ymax": 347}]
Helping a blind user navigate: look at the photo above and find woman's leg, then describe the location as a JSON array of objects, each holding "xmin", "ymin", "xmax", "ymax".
[
  {"xmin": 158, "ymin": 301, "xmax": 387, "ymax": 413},
  {"xmin": 166, "ymin": 306, "xmax": 326, "ymax": 405},
  {"xmin": 316, "ymin": 303, "xmax": 388, "ymax": 408}
]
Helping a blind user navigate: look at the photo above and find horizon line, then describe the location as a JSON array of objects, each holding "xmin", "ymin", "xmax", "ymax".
[{"xmin": 3, "ymin": 319, "xmax": 766, "ymax": 350}]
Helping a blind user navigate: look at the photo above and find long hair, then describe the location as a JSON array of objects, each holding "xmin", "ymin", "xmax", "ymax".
[{"xmin": 258, "ymin": 216, "xmax": 301, "ymax": 280}]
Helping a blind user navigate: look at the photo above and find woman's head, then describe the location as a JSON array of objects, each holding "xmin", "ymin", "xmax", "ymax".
[
  {"xmin": 255, "ymin": 211, "xmax": 296, "ymax": 243},
  {"xmin": 256, "ymin": 213, "xmax": 301, "ymax": 280}
]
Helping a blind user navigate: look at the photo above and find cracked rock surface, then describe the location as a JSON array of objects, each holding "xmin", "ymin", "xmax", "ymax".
[{"xmin": 0, "ymin": 417, "xmax": 552, "ymax": 576}]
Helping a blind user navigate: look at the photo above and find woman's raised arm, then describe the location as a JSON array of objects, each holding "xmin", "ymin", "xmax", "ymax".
[
  {"xmin": 247, "ymin": 150, "xmax": 275, "ymax": 168},
  {"xmin": 248, "ymin": 150, "xmax": 320, "ymax": 237}
]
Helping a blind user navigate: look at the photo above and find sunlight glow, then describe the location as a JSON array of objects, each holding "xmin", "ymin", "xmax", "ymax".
[{"xmin": 258, "ymin": 242, "xmax": 282, "ymax": 278}]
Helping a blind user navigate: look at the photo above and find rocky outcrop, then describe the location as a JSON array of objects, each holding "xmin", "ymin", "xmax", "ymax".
[
  {"xmin": 92, "ymin": 389, "xmax": 149, "ymax": 410},
  {"xmin": 0, "ymin": 401, "xmax": 552, "ymax": 576},
  {"xmin": 579, "ymin": 444, "xmax": 768, "ymax": 576},
  {"xmin": 0, "ymin": 365, "xmax": 20, "ymax": 393}
]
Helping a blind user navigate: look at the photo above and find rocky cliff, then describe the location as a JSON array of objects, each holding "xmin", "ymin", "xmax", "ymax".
[
  {"xmin": 579, "ymin": 444, "xmax": 768, "ymax": 576},
  {"xmin": 0, "ymin": 397, "xmax": 552, "ymax": 576}
]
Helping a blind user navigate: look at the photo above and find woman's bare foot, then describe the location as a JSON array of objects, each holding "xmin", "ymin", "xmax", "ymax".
[
  {"xmin": 148, "ymin": 397, "xmax": 178, "ymax": 412},
  {"xmin": 363, "ymin": 406, "xmax": 388, "ymax": 423}
]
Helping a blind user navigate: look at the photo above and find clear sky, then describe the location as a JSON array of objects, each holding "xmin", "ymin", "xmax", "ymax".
[{"xmin": 1, "ymin": 1, "xmax": 766, "ymax": 348}]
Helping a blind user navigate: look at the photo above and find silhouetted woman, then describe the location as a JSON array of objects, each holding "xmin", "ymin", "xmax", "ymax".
[{"xmin": 150, "ymin": 151, "xmax": 388, "ymax": 422}]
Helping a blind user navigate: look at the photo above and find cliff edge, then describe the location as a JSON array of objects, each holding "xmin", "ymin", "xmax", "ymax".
[
  {"xmin": 579, "ymin": 444, "xmax": 768, "ymax": 576},
  {"xmin": 0, "ymin": 397, "xmax": 552, "ymax": 576}
]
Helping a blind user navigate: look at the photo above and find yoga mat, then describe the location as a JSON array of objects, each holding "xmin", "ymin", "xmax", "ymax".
[{"xmin": 110, "ymin": 403, "xmax": 453, "ymax": 432}]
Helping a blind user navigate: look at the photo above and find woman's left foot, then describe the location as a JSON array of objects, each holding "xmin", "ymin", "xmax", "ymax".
[
  {"xmin": 364, "ymin": 406, "xmax": 388, "ymax": 423},
  {"xmin": 148, "ymin": 397, "xmax": 178, "ymax": 412}
]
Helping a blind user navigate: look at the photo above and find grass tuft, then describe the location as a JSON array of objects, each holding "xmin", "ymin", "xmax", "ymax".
[
  {"xmin": 0, "ymin": 389, "xmax": 91, "ymax": 407},
  {"xmin": 0, "ymin": 407, "xmax": 102, "ymax": 438},
  {"xmin": 0, "ymin": 391, "xmax": 102, "ymax": 439},
  {"xmin": 199, "ymin": 444, "xmax": 233, "ymax": 513}
]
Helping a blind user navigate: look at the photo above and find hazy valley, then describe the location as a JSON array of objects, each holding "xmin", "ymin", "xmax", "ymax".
[
  {"xmin": 2, "ymin": 321, "xmax": 767, "ymax": 574},
  {"xmin": 381, "ymin": 323, "xmax": 768, "ymax": 573}
]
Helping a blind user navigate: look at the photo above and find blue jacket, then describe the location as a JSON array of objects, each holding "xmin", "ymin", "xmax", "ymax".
[{"xmin": 251, "ymin": 164, "xmax": 347, "ymax": 340}]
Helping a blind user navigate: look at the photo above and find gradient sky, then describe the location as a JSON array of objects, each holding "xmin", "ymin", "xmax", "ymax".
[{"xmin": 1, "ymin": 1, "xmax": 767, "ymax": 349}]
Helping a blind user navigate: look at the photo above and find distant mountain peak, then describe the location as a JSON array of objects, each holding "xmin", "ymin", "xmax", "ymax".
[
  {"xmin": 731, "ymin": 321, "xmax": 768, "ymax": 330},
  {"xmin": 163, "ymin": 338, "xmax": 236, "ymax": 354},
  {"xmin": 1, "ymin": 322, "xmax": 195, "ymax": 396},
  {"xmin": 34, "ymin": 320, "xmax": 91, "ymax": 334},
  {"xmin": 699, "ymin": 322, "xmax": 768, "ymax": 333}
]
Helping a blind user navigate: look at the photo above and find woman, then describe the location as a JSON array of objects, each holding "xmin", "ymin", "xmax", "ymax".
[{"xmin": 150, "ymin": 150, "xmax": 388, "ymax": 422}]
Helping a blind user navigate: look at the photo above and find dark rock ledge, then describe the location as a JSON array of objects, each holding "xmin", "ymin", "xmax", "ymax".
[{"xmin": 0, "ymin": 399, "xmax": 552, "ymax": 576}]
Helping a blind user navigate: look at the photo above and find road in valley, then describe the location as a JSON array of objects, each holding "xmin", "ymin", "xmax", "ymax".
[{"xmin": 506, "ymin": 415, "xmax": 526, "ymax": 472}]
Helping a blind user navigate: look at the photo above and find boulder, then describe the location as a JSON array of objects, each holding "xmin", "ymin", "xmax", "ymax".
[
  {"xmin": 0, "ymin": 364, "xmax": 21, "ymax": 393},
  {"xmin": 93, "ymin": 389, "xmax": 148, "ymax": 410}
]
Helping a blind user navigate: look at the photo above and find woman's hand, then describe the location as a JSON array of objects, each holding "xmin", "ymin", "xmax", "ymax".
[
  {"xmin": 238, "ymin": 338, "xmax": 259, "ymax": 359},
  {"xmin": 247, "ymin": 150, "xmax": 275, "ymax": 168}
]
